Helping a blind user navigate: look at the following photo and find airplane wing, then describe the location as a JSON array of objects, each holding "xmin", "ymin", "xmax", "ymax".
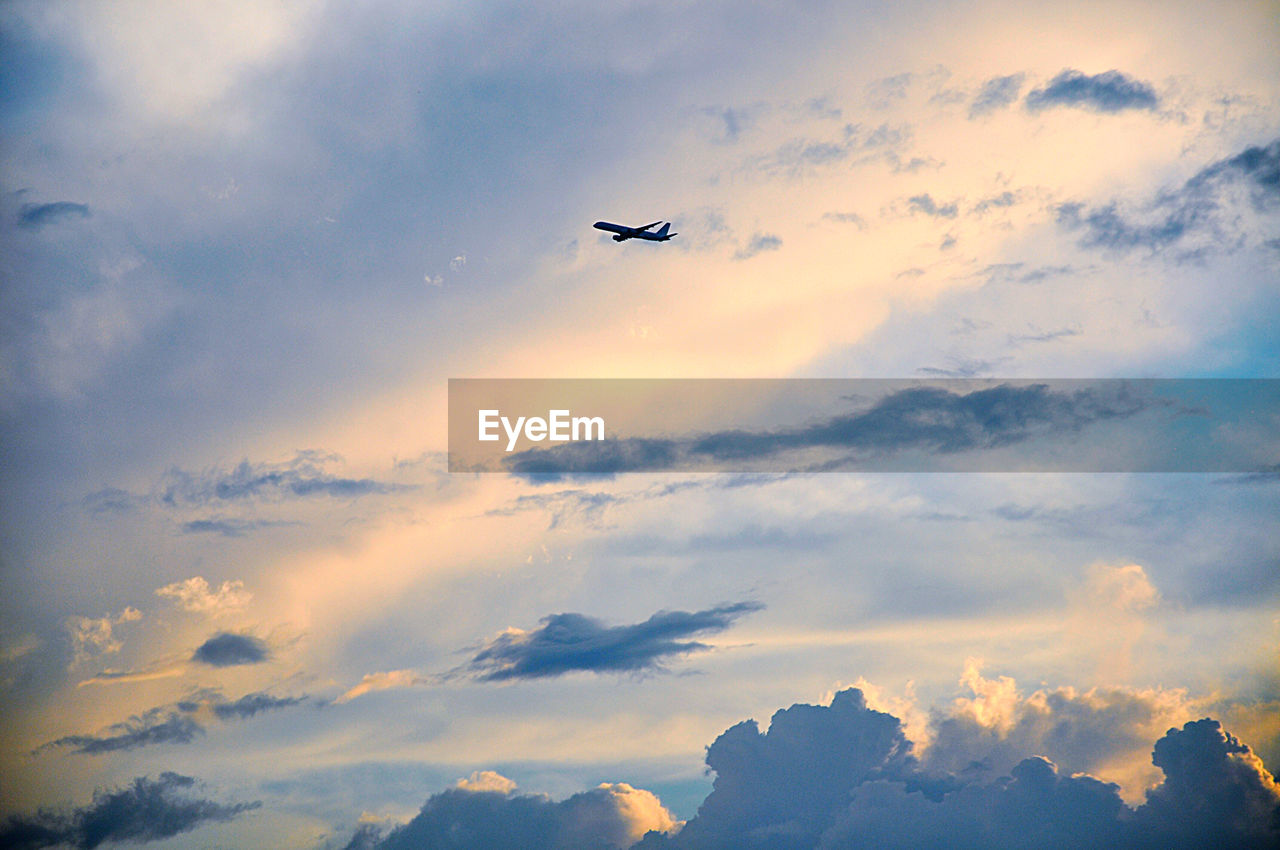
[{"xmin": 635, "ymin": 220, "xmax": 662, "ymax": 232}]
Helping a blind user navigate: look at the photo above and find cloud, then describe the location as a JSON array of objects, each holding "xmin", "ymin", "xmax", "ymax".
[
  {"xmin": 178, "ymin": 518, "xmax": 294, "ymax": 536},
  {"xmin": 1139, "ymin": 718, "xmax": 1280, "ymax": 846},
  {"xmin": 1056, "ymin": 138, "xmax": 1280, "ymax": 255},
  {"xmin": 202, "ymin": 691, "xmax": 307, "ymax": 720},
  {"xmin": 456, "ymin": 770, "xmax": 519, "ymax": 794},
  {"xmin": 504, "ymin": 382, "xmax": 1161, "ymax": 474},
  {"xmin": 42, "ymin": 690, "xmax": 306, "ymax": 754},
  {"xmin": 0, "ymin": 772, "xmax": 259, "ymax": 849},
  {"xmin": 926, "ymin": 659, "xmax": 1190, "ymax": 799},
  {"xmin": 336, "ymin": 669, "xmax": 434, "ymax": 703},
  {"xmin": 43, "ymin": 710, "xmax": 203, "ymax": 755},
  {"xmin": 192, "ymin": 632, "xmax": 269, "ymax": 667},
  {"xmin": 155, "ymin": 576, "xmax": 251, "ymax": 614},
  {"xmin": 157, "ymin": 451, "xmax": 407, "ymax": 506},
  {"xmin": 907, "ymin": 193, "xmax": 959, "ymax": 218},
  {"xmin": 1025, "ymin": 69, "xmax": 1158, "ymax": 113},
  {"xmin": 733, "ymin": 233, "xmax": 782, "ymax": 261},
  {"xmin": 749, "ymin": 122, "xmax": 911, "ymax": 177},
  {"xmin": 968, "ymin": 73, "xmax": 1024, "ymax": 117},
  {"xmin": 821, "ymin": 211, "xmax": 867, "ymax": 228},
  {"xmin": 66, "ymin": 607, "xmax": 142, "ymax": 665},
  {"xmin": 653, "ymin": 689, "xmax": 913, "ymax": 847},
  {"xmin": 16, "ymin": 201, "xmax": 90, "ymax": 230},
  {"xmin": 970, "ymin": 191, "xmax": 1017, "ymax": 214},
  {"xmin": 464, "ymin": 602, "xmax": 764, "ymax": 681},
  {"xmin": 633, "ymin": 686, "xmax": 1279, "ymax": 848},
  {"xmin": 371, "ymin": 774, "xmax": 678, "ymax": 850},
  {"xmin": 1006, "ymin": 326, "xmax": 1081, "ymax": 344}
]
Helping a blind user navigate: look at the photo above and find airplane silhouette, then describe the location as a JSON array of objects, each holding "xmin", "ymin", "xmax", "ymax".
[{"xmin": 593, "ymin": 220, "xmax": 678, "ymax": 242}]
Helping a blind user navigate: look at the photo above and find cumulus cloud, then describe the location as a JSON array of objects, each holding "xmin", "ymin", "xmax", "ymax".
[
  {"xmin": 155, "ymin": 576, "xmax": 251, "ymax": 614},
  {"xmin": 370, "ymin": 774, "xmax": 678, "ymax": 850},
  {"xmin": 1025, "ymin": 69, "xmax": 1159, "ymax": 113},
  {"xmin": 928, "ymin": 659, "xmax": 1191, "ymax": 800},
  {"xmin": 465, "ymin": 602, "xmax": 764, "ymax": 681},
  {"xmin": 968, "ymin": 73, "xmax": 1024, "ymax": 117},
  {"xmin": 634, "ymin": 686, "xmax": 1279, "ymax": 848},
  {"xmin": 0, "ymin": 772, "xmax": 259, "ymax": 848},
  {"xmin": 456, "ymin": 770, "xmax": 519, "ymax": 794},
  {"xmin": 191, "ymin": 632, "xmax": 269, "ymax": 667},
  {"xmin": 654, "ymin": 689, "xmax": 913, "ymax": 847},
  {"xmin": 16, "ymin": 201, "xmax": 90, "ymax": 230},
  {"xmin": 1057, "ymin": 138, "xmax": 1280, "ymax": 255}
]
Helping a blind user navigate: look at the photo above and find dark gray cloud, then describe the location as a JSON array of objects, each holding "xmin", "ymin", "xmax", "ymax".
[
  {"xmin": 1139, "ymin": 718, "xmax": 1280, "ymax": 847},
  {"xmin": 16, "ymin": 200, "xmax": 90, "ymax": 230},
  {"xmin": 633, "ymin": 690, "xmax": 1280, "ymax": 849},
  {"xmin": 42, "ymin": 690, "xmax": 306, "ymax": 754},
  {"xmin": 205, "ymin": 691, "xmax": 307, "ymax": 720},
  {"xmin": 44, "ymin": 710, "xmax": 203, "ymax": 755},
  {"xmin": 192, "ymin": 632, "xmax": 269, "ymax": 666},
  {"xmin": 371, "ymin": 782, "xmax": 673, "ymax": 850},
  {"xmin": 733, "ymin": 234, "xmax": 782, "ymax": 260},
  {"xmin": 650, "ymin": 689, "xmax": 915, "ymax": 848},
  {"xmin": 968, "ymin": 73, "xmax": 1024, "ymax": 117},
  {"xmin": 1057, "ymin": 138, "xmax": 1280, "ymax": 254},
  {"xmin": 158, "ymin": 451, "xmax": 408, "ymax": 506},
  {"xmin": 507, "ymin": 383, "xmax": 1153, "ymax": 474},
  {"xmin": 465, "ymin": 602, "xmax": 763, "ymax": 681},
  {"xmin": 907, "ymin": 194, "xmax": 958, "ymax": 218},
  {"xmin": 1025, "ymin": 69, "xmax": 1158, "ymax": 113},
  {"xmin": 0, "ymin": 772, "xmax": 259, "ymax": 849}
]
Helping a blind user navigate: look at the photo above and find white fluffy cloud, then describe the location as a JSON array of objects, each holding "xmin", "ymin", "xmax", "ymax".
[{"xmin": 155, "ymin": 576, "xmax": 252, "ymax": 615}]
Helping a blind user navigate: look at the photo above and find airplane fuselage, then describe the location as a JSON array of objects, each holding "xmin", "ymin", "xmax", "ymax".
[{"xmin": 593, "ymin": 220, "xmax": 678, "ymax": 242}]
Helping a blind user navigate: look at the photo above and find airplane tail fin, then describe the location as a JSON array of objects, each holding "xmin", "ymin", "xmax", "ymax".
[{"xmin": 655, "ymin": 223, "xmax": 671, "ymax": 238}]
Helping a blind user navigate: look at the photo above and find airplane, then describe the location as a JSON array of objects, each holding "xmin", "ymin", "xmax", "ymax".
[{"xmin": 593, "ymin": 220, "xmax": 678, "ymax": 242}]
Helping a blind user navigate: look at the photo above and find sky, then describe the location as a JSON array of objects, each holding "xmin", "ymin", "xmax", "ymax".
[{"xmin": 1, "ymin": 1, "xmax": 1278, "ymax": 847}]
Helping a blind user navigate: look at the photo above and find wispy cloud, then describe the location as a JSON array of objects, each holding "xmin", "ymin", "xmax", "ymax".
[
  {"xmin": 1057, "ymin": 138, "xmax": 1280, "ymax": 254},
  {"xmin": 42, "ymin": 690, "xmax": 307, "ymax": 754},
  {"xmin": 733, "ymin": 233, "xmax": 782, "ymax": 260},
  {"xmin": 157, "ymin": 451, "xmax": 409, "ymax": 506},
  {"xmin": 969, "ymin": 73, "xmax": 1024, "ymax": 117}
]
